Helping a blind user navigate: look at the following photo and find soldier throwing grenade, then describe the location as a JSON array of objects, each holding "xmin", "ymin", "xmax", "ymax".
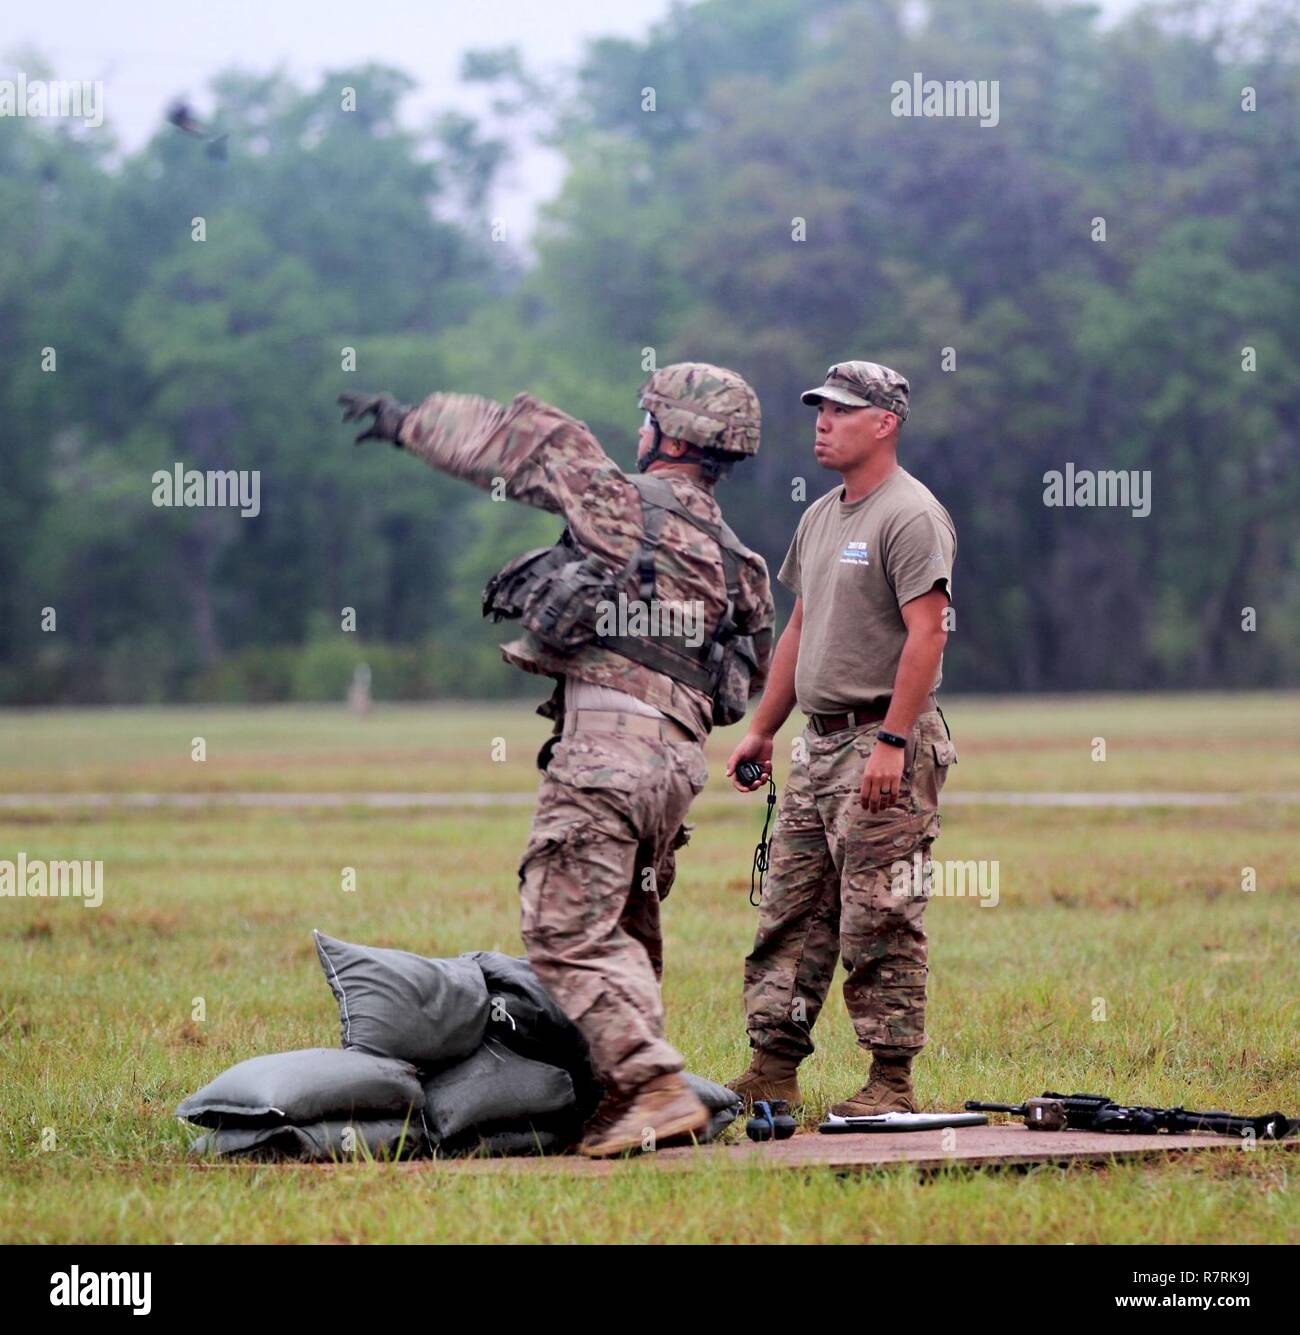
[{"xmin": 340, "ymin": 366, "xmax": 774, "ymax": 1156}]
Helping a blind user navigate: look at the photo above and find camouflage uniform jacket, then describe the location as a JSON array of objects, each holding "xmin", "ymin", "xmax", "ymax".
[{"xmin": 398, "ymin": 390, "xmax": 776, "ymax": 741}]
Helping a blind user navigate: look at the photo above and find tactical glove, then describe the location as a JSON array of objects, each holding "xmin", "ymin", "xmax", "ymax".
[{"xmin": 338, "ymin": 391, "xmax": 413, "ymax": 447}]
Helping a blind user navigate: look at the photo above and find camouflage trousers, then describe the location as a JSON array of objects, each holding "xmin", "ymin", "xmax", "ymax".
[
  {"xmin": 518, "ymin": 720, "xmax": 708, "ymax": 1094},
  {"xmin": 743, "ymin": 710, "xmax": 956, "ymax": 1061}
]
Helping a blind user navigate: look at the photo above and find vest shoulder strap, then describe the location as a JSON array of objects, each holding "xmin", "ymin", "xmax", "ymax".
[
  {"xmin": 623, "ymin": 474, "xmax": 749, "ymax": 566},
  {"xmin": 622, "ymin": 473, "xmax": 749, "ymax": 604}
]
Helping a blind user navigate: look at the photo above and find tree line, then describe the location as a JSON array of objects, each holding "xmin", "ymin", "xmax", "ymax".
[{"xmin": 2, "ymin": 0, "xmax": 1296, "ymax": 704}]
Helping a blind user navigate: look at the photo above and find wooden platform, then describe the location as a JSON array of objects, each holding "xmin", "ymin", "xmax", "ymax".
[{"xmin": 394, "ymin": 1123, "xmax": 1296, "ymax": 1176}]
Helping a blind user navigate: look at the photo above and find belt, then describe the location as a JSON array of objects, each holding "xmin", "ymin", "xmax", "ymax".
[
  {"xmin": 563, "ymin": 708, "xmax": 695, "ymax": 744},
  {"xmin": 807, "ymin": 694, "xmax": 937, "ymax": 736}
]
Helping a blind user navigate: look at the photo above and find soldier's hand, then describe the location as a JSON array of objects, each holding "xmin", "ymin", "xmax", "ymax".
[
  {"xmin": 726, "ymin": 732, "xmax": 773, "ymax": 792},
  {"xmin": 338, "ymin": 391, "xmax": 412, "ymax": 447},
  {"xmin": 860, "ymin": 739, "xmax": 906, "ymax": 813}
]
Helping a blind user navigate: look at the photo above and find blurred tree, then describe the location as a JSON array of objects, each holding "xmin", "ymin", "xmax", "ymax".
[{"xmin": 2, "ymin": 0, "xmax": 1297, "ymax": 701}]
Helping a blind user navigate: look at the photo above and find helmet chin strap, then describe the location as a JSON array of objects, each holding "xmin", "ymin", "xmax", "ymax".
[
  {"xmin": 638, "ymin": 412, "xmax": 734, "ymax": 481},
  {"xmin": 635, "ymin": 413, "xmax": 664, "ymax": 474}
]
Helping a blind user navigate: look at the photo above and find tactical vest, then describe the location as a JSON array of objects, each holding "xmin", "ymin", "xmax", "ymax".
[{"xmin": 482, "ymin": 474, "xmax": 759, "ymax": 726}]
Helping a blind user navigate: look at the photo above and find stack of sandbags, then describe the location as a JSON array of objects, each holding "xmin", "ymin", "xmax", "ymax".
[
  {"xmin": 178, "ymin": 1048, "xmax": 431, "ymax": 1161},
  {"xmin": 178, "ymin": 930, "xmax": 741, "ymax": 1161}
]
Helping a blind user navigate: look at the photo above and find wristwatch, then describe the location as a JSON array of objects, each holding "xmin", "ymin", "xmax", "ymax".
[{"xmin": 875, "ymin": 729, "xmax": 907, "ymax": 749}]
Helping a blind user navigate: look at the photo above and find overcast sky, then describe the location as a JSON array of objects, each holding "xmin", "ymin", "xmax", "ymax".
[
  {"xmin": 3, "ymin": 0, "xmax": 677, "ymax": 235},
  {"xmin": 6, "ymin": 0, "xmax": 1152, "ymax": 236}
]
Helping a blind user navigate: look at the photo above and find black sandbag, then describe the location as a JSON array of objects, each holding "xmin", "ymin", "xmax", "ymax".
[
  {"xmin": 436, "ymin": 1112, "xmax": 582, "ymax": 1159},
  {"xmin": 314, "ymin": 930, "xmax": 488, "ymax": 1065},
  {"xmin": 462, "ymin": 950, "xmax": 601, "ymax": 1114},
  {"xmin": 175, "ymin": 1048, "xmax": 423, "ymax": 1129},
  {"xmin": 422, "ymin": 1038, "xmax": 575, "ymax": 1142},
  {"xmin": 187, "ymin": 1116, "xmax": 430, "ymax": 1162},
  {"xmin": 683, "ymin": 1072, "xmax": 743, "ymax": 1141}
]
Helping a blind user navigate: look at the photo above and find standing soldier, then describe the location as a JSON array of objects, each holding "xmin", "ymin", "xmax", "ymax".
[
  {"xmin": 725, "ymin": 361, "xmax": 957, "ymax": 1118},
  {"xmin": 340, "ymin": 366, "xmax": 774, "ymax": 1155}
]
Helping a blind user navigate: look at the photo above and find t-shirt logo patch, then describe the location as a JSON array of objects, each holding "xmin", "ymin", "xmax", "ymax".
[{"xmin": 839, "ymin": 541, "xmax": 871, "ymax": 566}]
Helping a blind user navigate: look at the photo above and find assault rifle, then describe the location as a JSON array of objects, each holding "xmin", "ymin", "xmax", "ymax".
[{"xmin": 965, "ymin": 1092, "xmax": 1292, "ymax": 1140}]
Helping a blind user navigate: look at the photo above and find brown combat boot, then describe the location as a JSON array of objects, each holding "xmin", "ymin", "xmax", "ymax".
[
  {"xmin": 828, "ymin": 1049, "xmax": 916, "ymax": 1117},
  {"xmin": 579, "ymin": 1088, "xmax": 632, "ymax": 1147},
  {"xmin": 726, "ymin": 1048, "xmax": 803, "ymax": 1111},
  {"xmin": 579, "ymin": 1073, "xmax": 710, "ymax": 1158}
]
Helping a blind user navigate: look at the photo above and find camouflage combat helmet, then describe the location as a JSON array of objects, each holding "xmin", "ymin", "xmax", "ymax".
[{"xmin": 638, "ymin": 362, "xmax": 761, "ymax": 457}]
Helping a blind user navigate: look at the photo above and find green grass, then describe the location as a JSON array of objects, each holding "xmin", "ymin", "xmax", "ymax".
[
  {"xmin": 2, "ymin": 689, "xmax": 1297, "ymax": 794},
  {"xmin": 3, "ymin": 1155, "xmax": 1293, "ymax": 1245},
  {"xmin": 1, "ymin": 696, "xmax": 1297, "ymax": 1243}
]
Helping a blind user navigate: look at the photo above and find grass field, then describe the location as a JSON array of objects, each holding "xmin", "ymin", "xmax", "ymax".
[{"xmin": 1, "ymin": 694, "xmax": 1297, "ymax": 1244}]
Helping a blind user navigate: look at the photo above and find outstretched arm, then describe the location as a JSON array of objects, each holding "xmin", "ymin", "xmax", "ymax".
[{"xmin": 340, "ymin": 387, "xmax": 639, "ymax": 569}]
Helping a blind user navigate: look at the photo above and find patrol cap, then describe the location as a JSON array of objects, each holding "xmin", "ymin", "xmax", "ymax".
[{"xmin": 801, "ymin": 360, "xmax": 909, "ymax": 422}]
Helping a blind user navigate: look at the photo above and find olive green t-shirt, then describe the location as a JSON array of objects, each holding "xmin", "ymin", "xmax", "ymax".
[{"xmin": 778, "ymin": 468, "xmax": 956, "ymax": 714}]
